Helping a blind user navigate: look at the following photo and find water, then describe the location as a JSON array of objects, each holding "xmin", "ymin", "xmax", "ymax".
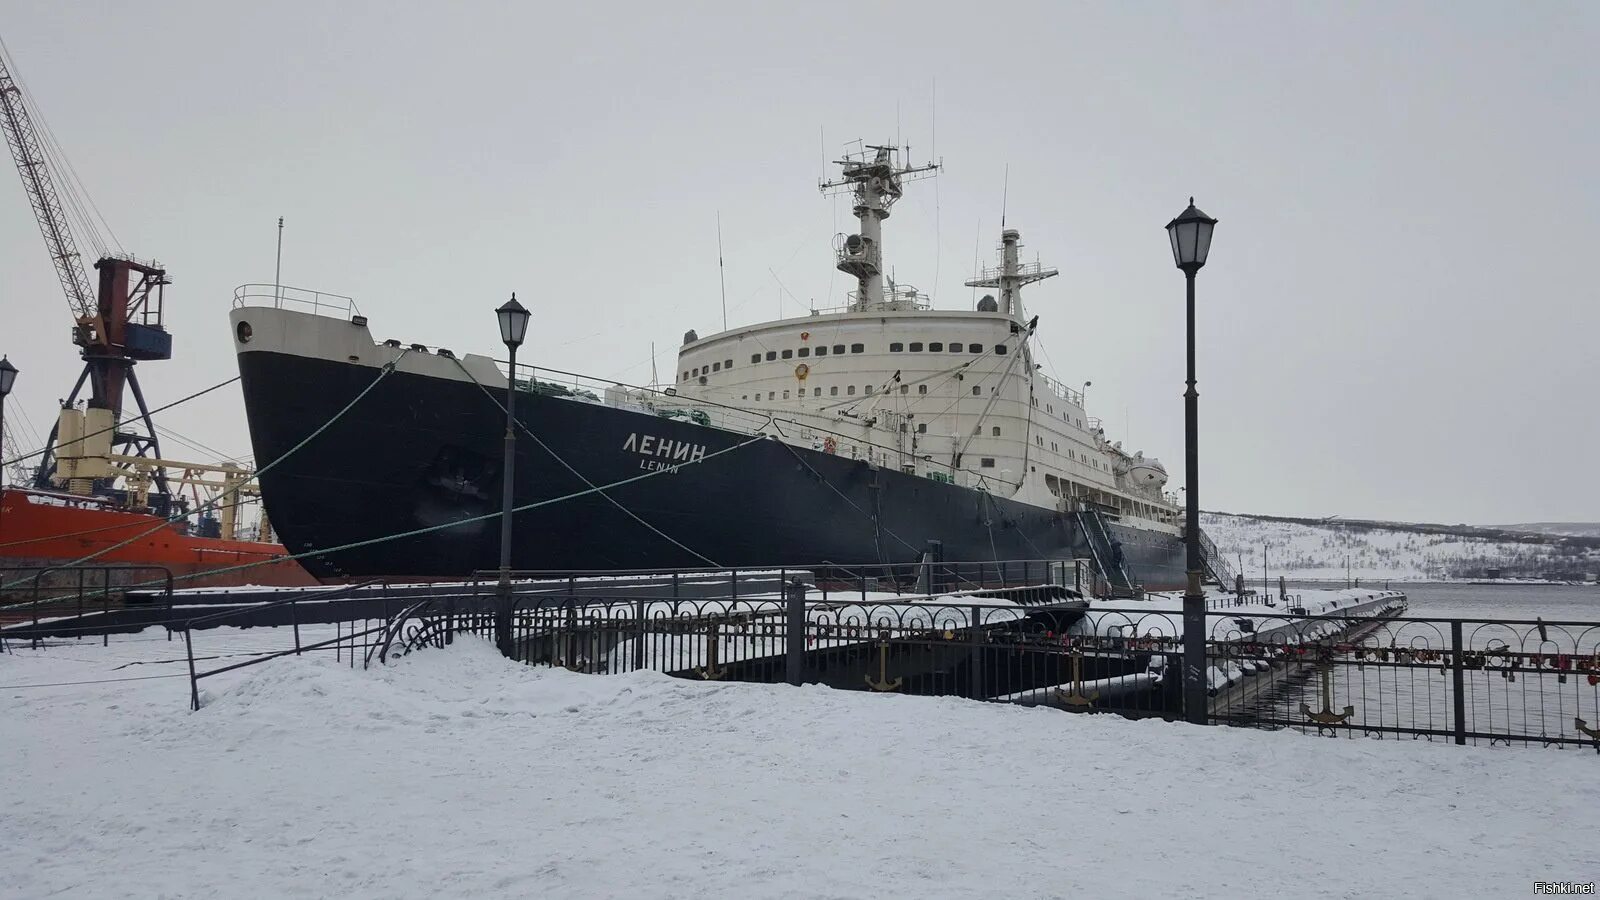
[
  {"xmin": 1254, "ymin": 582, "xmax": 1600, "ymax": 748},
  {"xmin": 1290, "ymin": 581, "xmax": 1600, "ymax": 623}
]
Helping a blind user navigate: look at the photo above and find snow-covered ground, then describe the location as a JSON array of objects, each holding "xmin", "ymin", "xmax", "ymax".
[
  {"xmin": 3, "ymin": 630, "xmax": 1596, "ymax": 898},
  {"xmin": 1203, "ymin": 512, "xmax": 1600, "ymax": 582}
]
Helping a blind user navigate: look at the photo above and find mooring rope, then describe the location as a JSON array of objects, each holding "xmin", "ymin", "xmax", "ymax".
[
  {"xmin": 775, "ymin": 441, "xmax": 921, "ymax": 557},
  {"xmin": 0, "ymin": 352, "xmax": 411, "ymax": 592},
  {"xmin": 0, "ymin": 375, "xmax": 243, "ymax": 470},
  {"xmin": 447, "ymin": 356, "xmax": 721, "ymax": 567}
]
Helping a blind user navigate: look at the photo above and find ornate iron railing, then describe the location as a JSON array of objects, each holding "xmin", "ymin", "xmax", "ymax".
[{"xmin": 364, "ymin": 578, "xmax": 1597, "ymax": 752}]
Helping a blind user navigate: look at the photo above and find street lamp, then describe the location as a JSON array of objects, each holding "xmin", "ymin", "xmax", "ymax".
[
  {"xmin": 1166, "ymin": 197, "xmax": 1217, "ymax": 726},
  {"xmin": 494, "ymin": 294, "xmax": 531, "ymax": 658},
  {"xmin": 0, "ymin": 356, "xmax": 17, "ymax": 488}
]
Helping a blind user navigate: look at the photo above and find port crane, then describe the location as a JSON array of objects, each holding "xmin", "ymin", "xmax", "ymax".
[{"xmin": 0, "ymin": 42, "xmax": 264, "ymax": 539}]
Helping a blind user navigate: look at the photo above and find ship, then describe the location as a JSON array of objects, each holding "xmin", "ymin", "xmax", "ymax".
[
  {"xmin": 0, "ymin": 485, "xmax": 316, "ymax": 594},
  {"xmin": 230, "ymin": 144, "xmax": 1221, "ymax": 592}
]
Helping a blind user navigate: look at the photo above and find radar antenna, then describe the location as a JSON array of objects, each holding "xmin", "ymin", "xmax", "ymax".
[
  {"xmin": 964, "ymin": 228, "xmax": 1057, "ymax": 319},
  {"xmin": 819, "ymin": 143, "xmax": 939, "ymax": 312}
]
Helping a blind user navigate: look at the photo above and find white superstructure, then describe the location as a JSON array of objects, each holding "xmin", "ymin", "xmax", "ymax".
[{"xmin": 672, "ymin": 144, "xmax": 1179, "ymax": 535}]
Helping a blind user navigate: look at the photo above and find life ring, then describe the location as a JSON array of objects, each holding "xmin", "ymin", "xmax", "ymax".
[
  {"xmin": 795, "ymin": 363, "xmax": 810, "ymax": 380},
  {"xmin": 823, "ymin": 436, "xmax": 838, "ymax": 454}
]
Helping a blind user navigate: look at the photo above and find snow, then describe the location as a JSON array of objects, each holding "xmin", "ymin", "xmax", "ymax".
[
  {"xmin": 1202, "ymin": 512, "xmax": 1600, "ymax": 582},
  {"xmin": 3, "ymin": 630, "xmax": 1596, "ymax": 898}
]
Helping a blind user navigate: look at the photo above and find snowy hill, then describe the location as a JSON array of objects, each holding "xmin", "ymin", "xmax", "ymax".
[
  {"xmin": 1502, "ymin": 522, "xmax": 1600, "ymax": 539},
  {"xmin": 1201, "ymin": 512, "xmax": 1600, "ymax": 582}
]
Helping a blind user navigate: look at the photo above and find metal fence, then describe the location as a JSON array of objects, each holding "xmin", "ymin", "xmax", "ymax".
[
  {"xmin": 12, "ymin": 558, "xmax": 1597, "ymax": 752},
  {"xmin": 374, "ymin": 585, "xmax": 1599, "ymax": 752},
  {"xmin": 0, "ymin": 565, "xmax": 174, "ymax": 647}
]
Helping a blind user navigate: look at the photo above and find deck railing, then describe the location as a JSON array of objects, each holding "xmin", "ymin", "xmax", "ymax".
[{"xmin": 232, "ymin": 284, "xmax": 360, "ymax": 319}]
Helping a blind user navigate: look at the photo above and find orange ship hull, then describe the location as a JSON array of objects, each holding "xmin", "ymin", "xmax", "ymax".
[{"xmin": 0, "ymin": 487, "xmax": 318, "ymax": 590}]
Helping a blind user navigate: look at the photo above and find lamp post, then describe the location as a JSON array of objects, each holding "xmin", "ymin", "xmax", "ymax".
[
  {"xmin": 494, "ymin": 295, "xmax": 531, "ymax": 658},
  {"xmin": 0, "ymin": 356, "xmax": 17, "ymax": 488},
  {"xmin": 1166, "ymin": 197, "xmax": 1217, "ymax": 726}
]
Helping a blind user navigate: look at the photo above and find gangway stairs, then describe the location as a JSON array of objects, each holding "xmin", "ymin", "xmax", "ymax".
[{"xmin": 1075, "ymin": 510, "xmax": 1139, "ymax": 598}]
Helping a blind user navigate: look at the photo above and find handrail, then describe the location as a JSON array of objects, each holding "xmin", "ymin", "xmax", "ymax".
[
  {"xmin": 232, "ymin": 284, "xmax": 360, "ymax": 318},
  {"xmin": 181, "ymin": 578, "xmax": 383, "ymax": 628}
]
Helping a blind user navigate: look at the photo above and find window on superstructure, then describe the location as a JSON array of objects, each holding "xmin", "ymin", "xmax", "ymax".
[
  {"xmin": 847, "ymin": 386, "xmax": 856, "ymax": 395},
  {"xmin": 752, "ymin": 354, "xmax": 761, "ymax": 364},
  {"xmin": 691, "ymin": 367, "xmax": 699, "ymax": 376},
  {"xmin": 783, "ymin": 390, "xmax": 790, "ymax": 399},
  {"xmin": 768, "ymin": 392, "xmax": 775, "ymax": 400},
  {"xmin": 929, "ymin": 342, "xmax": 943, "ymax": 352},
  {"xmin": 980, "ymin": 458, "xmax": 995, "ymax": 468},
  {"xmin": 1046, "ymin": 404, "xmax": 1053, "ymax": 414},
  {"xmin": 681, "ymin": 372, "xmax": 688, "ymax": 382},
  {"xmin": 813, "ymin": 387, "xmax": 821, "ymax": 397},
  {"xmin": 992, "ymin": 426, "xmax": 1001, "ymax": 437},
  {"xmin": 995, "ymin": 345, "xmax": 1008, "ymax": 355},
  {"xmin": 968, "ymin": 343, "xmax": 982, "ymax": 353},
  {"xmin": 830, "ymin": 386, "xmax": 839, "ymax": 396},
  {"xmin": 725, "ymin": 359, "xmax": 732, "ymax": 368},
  {"xmin": 909, "ymin": 342, "xmax": 923, "ymax": 352},
  {"xmin": 918, "ymin": 385, "xmax": 927, "ymax": 395},
  {"xmin": 797, "ymin": 347, "xmax": 810, "ymax": 358},
  {"xmin": 972, "ymin": 386, "xmax": 981, "ymax": 396},
  {"xmin": 890, "ymin": 342, "xmax": 904, "ymax": 352},
  {"xmin": 851, "ymin": 343, "xmax": 864, "ymax": 353},
  {"xmin": 917, "ymin": 423, "xmax": 927, "ymax": 433},
  {"xmin": 782, "ymin": 349, "xmax": 793, "ymax": 359},
  {"xmin": 900, "ymin": 423, "xmax": 908, "ymax": 433},
  {"xmin": 833, "ymin": 344, "xmax": 845, "ymax": 354},
  {"xmin": 950, "ymin": 343, "xmax": 962, "ymax": 353},
  {"xmin": 1037, "ymin": 436, "xmax": 1045, "ymax": 447},
  {"xmin": 766, "ymin": 351, "xmax": 777, "ymax": 361},
  {"xmin": 712, "ymin": 362, "xmax": 721, "ymax": 372},
  {"xmin": 900, "ymin": 384, "xmax": 909, "ymax": 395},
  {"xmin": 815, "ymin": 346, "xmax": 828, "ymax": 356},
  {"xmin": 864, "ymin": 386, "xmax": 874, "ymax": 395}
]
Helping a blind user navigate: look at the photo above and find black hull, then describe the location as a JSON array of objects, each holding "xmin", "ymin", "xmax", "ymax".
[{"xmin": 238, "ymin": 352, "xmax": 1188, "ymax": 588}]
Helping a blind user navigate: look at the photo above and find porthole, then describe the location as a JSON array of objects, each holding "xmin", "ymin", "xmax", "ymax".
[{"xmin": 236, "ymin": 321, "xmax": 253, "ymax": 343}]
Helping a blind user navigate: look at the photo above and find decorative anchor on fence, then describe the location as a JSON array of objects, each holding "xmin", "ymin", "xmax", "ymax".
[
  {"xmin": 1301, "ymin": 655, "xmax": 1353, "ymax": 733},
  {"xmin": 1053, "ymin": 652, "xmax": 1099, "ymax": 709},
  {"xmin": 696, "ymin": 621, "xmax": 726, "ymax": 680},
  {"xmin": 1576, "ymin": 718, "xmax": 1600, "ymax": 753},
  {"xmin": 865, "ymin": 631, "xmax": 902, "ymax": 692}
]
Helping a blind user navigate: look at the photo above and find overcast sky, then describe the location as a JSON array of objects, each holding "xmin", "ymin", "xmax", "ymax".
[{"xmin": 2, "ymin": 2, "xmax": 1596, "ymax": 525}]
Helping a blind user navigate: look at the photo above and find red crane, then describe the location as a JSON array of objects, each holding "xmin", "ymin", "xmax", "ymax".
[{"xmin": 0, "ymin": 41, "xmax": 174, "ymax": 507}]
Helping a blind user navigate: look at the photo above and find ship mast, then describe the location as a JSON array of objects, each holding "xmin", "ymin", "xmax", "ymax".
[
  {"xmin": 964, "ymin": 228, "xmax": 1058, "ymax": 319},
  {"xmin": 819, "ymin": 143, "xmax": 939, "ymax": 312}
]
